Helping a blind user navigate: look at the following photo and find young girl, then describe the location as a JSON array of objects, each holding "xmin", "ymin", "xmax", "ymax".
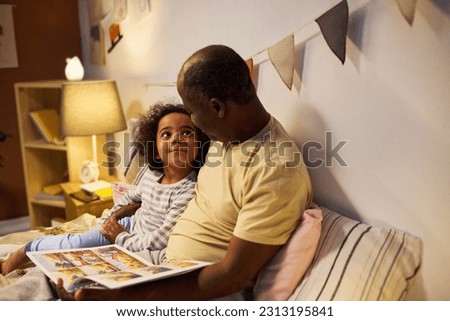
[{"xmin": 1, "ymin": 103, "xmax": 210, "ymax": 275}]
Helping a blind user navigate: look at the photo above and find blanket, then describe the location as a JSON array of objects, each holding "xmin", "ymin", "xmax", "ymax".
[{"xmin": 0, "ymin": 214, "xmax": 98, "ymax": 300}]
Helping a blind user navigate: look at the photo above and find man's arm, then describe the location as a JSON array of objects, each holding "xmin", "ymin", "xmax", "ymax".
[{"xmin": 70, "ymin": 236, "xmax": 281, "ymax": 300}]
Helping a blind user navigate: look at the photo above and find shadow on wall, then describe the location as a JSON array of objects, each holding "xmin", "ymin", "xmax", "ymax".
[
  {"xmin": 420, "ymin": 0, "xmax": 450, "ymax": 37},
  {"xmin": 346, "ymin": 5, "xmax": 368, "ymax": 69},
  {"xmin": 287, "ymin": 103, "xmax": 360, "ymax": 222},
  {"xmin": 290, "ymin": 105, "xmax": 428, "ymax": 300},
  {"xmin": 308, "ymin": 166, "xmax": 359, "ymax": 221},
  {"xmin": 290, "ymin": 42, "xmax": 306, "ymax": 93},
  {"xmin": 431, "ymin": 0, "xmax": 450, "ymax": 14}
]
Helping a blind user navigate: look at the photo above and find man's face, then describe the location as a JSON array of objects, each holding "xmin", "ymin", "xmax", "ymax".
[
  {"xmin": 178, "ymin": 89, "xmax": 227, "ymax": 142},
  {"xmin": 183, "ymin": 101, "xmax": 218, "ymax": 141}
]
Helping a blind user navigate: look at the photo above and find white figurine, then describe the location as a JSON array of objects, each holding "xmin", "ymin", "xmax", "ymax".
[{"xmin": 64, "ymin": 56, "xmax": 84, "ymax": 81}]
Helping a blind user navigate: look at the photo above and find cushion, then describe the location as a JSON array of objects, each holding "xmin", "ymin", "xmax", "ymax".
[
  {"xmin": 112, "ymin": 153, "xmax": 149, "ymax": 205},
  {"xmin": 253, "ymin": 206, "xmax": 323, "ymax": 300},
  {"xmin": 289, "ymin": 206, "xmax": 423, "ymax": 300},
  {"xmin": 111, "ymin": 181, "xmax": 136, "ymax": 204}
]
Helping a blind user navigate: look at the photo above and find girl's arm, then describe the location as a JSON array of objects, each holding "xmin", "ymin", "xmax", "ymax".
[
  {"xmin": 114, "ymin": 183, "xmax": 196, "ymax": 252},
  {"xmin": 100, "ymin": 202, "xmax": 142, "ymax": 243},
  {"xmin": 110, "ymin": 202, "xmax": 141, "ymax": 220}
]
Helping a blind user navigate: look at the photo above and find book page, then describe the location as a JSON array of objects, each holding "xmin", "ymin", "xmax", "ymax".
[{"xmin": 27, "ymin": 244, "xmax": 210, "ymax": 292}]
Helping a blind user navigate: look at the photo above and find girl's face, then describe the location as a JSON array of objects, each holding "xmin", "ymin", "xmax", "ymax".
[{"xmin": 156, "ymin": 112, "xmax": 199, "ymax": 171}]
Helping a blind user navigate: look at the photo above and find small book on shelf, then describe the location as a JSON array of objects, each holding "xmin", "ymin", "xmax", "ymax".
[
  {"xmin": 43, "ymin": 183, "xmax": 63, "ymax": 196},
  {"xmin": 34, "ymin": 192, "xmax": 65, "ymax": 202},
  {"xmin": 80, "ymin": 180, "xmax": 113, "ymax": 199},
  {"xmin": 27, "ymin": 244, "xmax": 211, "ymax": 293},
  {"xmin": 29, "ymin": 109, "xmax": 65, "ymax": 145},
  {"xmin": 34, "ymin": 184, "xmax": 65, "ymax": 202}
]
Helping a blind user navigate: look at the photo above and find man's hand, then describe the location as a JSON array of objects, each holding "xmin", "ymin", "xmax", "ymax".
[
  {"xmin": 55, "ymin": 278, "xmax": 123, "ymax": 300},
  {"xmin": 67, "ymin": 237, "xmax": 281, "ymax": 301},
  {"xmin": 54, "ymin": 278, "xmax": 75, "ymax": 300}
]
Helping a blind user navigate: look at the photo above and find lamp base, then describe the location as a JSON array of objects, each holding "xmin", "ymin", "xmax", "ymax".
[{"xmin": 80, "ymin": 160, "xmax": 100, "ymax": 184}]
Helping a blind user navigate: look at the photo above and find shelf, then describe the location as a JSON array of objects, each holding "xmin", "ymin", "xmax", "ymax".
[
  {"xmin": 31, "ymin": 198, "xmax": 66, "ymax": 208},
  {"xmin": 24, "ymin": 139, "xmax": 67, "ymax": 151},
  {"xmin": 60, "ymin": 180, "xmax": 116, "ymax": 221},
  {"xmin": 32, "ymin": 191, "xmax": 66, "ymax": 208},
  {"xmin": 15, "ymin": 80, "xmax": 113, "ymax": 227},
  {"xmin": 16, "ymin": 80, "xmax": 66, "ymax": 89}
]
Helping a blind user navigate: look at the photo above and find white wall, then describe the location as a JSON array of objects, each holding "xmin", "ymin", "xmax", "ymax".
[{"xmin": 77, "ymin": 0, "xmax": 450, "ymax": 300}]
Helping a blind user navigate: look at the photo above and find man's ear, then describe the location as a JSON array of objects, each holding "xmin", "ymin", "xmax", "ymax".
[{"xmin": 209, "ymin": 98, "xmax": 226, "ymax": 118}]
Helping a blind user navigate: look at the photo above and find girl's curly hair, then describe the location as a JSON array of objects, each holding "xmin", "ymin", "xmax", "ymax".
[{"xmin": 133, "ymin": 103, "xmax": 210, "ymax": 172}]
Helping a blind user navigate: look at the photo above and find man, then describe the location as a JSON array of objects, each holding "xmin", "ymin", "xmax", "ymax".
[{"xmin": 62, "ymin": 44, "xmax": 312, "ymax": 300}]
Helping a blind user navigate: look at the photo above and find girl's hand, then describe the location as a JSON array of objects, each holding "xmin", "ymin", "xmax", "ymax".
[
  {"xmin": 112, "ymin": 202, "xmax": 141, "ymax": 220},
  {"xmin": 100, "ymin": 218, "xmax": 127, "ymax": 243}
]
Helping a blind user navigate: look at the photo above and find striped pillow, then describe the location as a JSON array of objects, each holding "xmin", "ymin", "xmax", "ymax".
[{"xmin": 289, "ymin": 206, "xmax": 422, "ymax": 301}]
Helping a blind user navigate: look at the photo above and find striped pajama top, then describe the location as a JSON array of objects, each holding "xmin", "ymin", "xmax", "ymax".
[{"xmin": 107, "ymin": 169, "xmax": 197, "ymax": 252}]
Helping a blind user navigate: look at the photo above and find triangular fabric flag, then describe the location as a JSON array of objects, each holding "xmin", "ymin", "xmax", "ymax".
[
  {"xmin": 246, "ymin": 58, "xmax": 259, "ymax": 88},
  {"xmin": 315, "ymin": 0, "xmax": 349, "ymax": 64},
  {"xmin": 246, "ymin": 58, "xmax": 254, "ymax": 80},
  {"xmin": 268, "ymin": 35, "xmax": 295, "ymax": 90},
  {"xmin": 395, "ymin": 0, "xmax": 417, "ymax": 25}
]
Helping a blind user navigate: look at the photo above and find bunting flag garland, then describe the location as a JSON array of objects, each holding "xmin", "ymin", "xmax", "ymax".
[
  {"xmin": 146, "ymin": 1, "xmax": 444, "ymax": 92},
  {"xmin": 268, "ymin": 35, "xmax": 295, "ymax": 90},
  {"xmin": 395, "ymin": 0, "xmax": 417, "ymax": 25},
  {"xmin": 145, "ymin": 1, "xmax": 352, "ymax": 92},
  {"xmin": 246, "ymin": 58, "xmax": 258, "ymax": 85},
  {"xmin": 315, "ymin": 0, "xmax": 349, "ymax": 64}
]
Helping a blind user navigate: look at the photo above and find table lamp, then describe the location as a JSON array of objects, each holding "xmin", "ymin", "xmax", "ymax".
[{"xmin": 60, "ymin": 80, "xmax": 127, "ymax": 188}]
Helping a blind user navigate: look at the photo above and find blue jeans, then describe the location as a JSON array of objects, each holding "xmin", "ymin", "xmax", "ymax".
[{"xmin": 25, "ymin": 217, "xmax": 132, "ymax": 252}]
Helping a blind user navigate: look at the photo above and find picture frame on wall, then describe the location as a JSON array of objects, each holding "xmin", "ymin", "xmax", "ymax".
[{"xmin": 0, "ymin": 4, "xmax": 19, "ymax": 68}]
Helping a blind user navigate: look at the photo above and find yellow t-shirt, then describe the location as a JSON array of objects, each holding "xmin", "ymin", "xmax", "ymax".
[{"xmin": 166, "ymin": 117, "xmax": 313, "ymax": 262}]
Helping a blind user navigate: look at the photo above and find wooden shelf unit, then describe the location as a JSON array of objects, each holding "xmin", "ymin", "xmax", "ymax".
[{"xmin": 15, "ymin": 80, "xmax": 109, "ymax": 227}]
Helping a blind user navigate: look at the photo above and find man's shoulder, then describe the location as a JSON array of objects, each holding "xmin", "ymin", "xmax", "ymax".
[{"xmin": 260, "ymin": 121, "xmax": 303, "ymax": 167}]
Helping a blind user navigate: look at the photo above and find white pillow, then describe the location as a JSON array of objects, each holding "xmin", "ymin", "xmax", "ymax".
[
  {"xmin": 253, "ymin": 206, "xmax": 323, "ymax": 300},
  {"xmin": 111, "ymin": 181, "xmax": 136, "ymax": 205}
]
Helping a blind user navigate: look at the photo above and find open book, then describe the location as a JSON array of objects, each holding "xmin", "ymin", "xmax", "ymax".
[{"xmin": 27, "ymin": 244, "xmax": 211, "ymax": 293}]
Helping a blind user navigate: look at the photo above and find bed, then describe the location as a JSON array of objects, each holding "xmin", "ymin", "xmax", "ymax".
[{"xmin": 0, "ymin": 155, "xmax": 423, "ymax": 300}]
